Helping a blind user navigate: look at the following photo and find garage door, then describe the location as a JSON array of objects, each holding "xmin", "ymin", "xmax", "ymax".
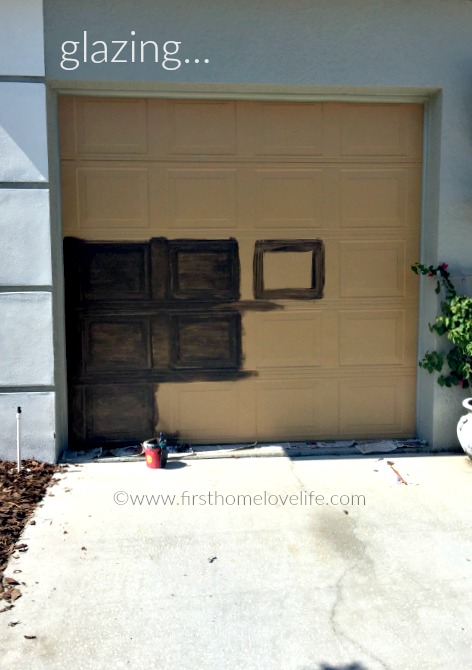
[{"xmin": 60, "ymin": 97, "xmax": 422, "ymax": 446}]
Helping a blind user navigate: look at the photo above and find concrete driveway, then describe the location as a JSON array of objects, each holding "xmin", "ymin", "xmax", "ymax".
[{"xmin": 1, "ymin": 453, "xmax": 471, "ymax": 670}]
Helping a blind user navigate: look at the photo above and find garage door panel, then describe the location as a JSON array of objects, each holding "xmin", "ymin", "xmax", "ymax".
[
  {"xmin": 77, "ymin": 166, "xmax": 149, "ymax": 231},
  {"xmin": 251, "ymin": 169, "xmax": 323, "ymax": 228},
  {"xmin": 165, "ymin": 100, "xmax": 237, "ymax": 156},
  {"xmin": 255, "ymin": 379, "xmax": 338, "ymax": 439},
  {"xmin": 159, "ymin": 382, "xmax": 242, "ymax": 440},
  {"xmin": 251, "ymin": 102, "xmax": 324, "ymax": 157},
  {"xmin": 258, "ymin": 383, "xmax": 316, "ymax": 435},
  {"xmin": 340, "ymin": 104, "xmax": 413, "ymax": 158},
  {"xmin": 168, "ymin": 239, "xmax": 240, "ymax": 301},
  {"xmin": 339, "ymin": 377, "xmax": 409, "ymax": 435},
  {"xmin": 156, "ymin": 380, "xmax": 258, "ymax": 441},
  {"xmin": 246, "ymin": 309, "xmax": 339, "ymax": 372},
  {"xmin": 339, "ymin": 240, "xmax": 406, "ymax": 298},
  {"xmin": 77, "ymin": 241, "xmax": 151, "ymax": 302},
  {"xmin": 75, "ymin": 97, "xmax": 148, "ymax": 155},
  {"xmin": 340, "ymin": 168, "xmax": 408, "ymax": 229},
  {"xmin": 164, "ymin": 168, "xmax": 237, "ymax": 229},
  {"xmin": 171, "ymin": 313, "xmax": 241, "ymax": 370},
  {"xmin": 83, "ymin": 318, "xmax": 151, "ymax": 372},
  {"xmin": 339, "ymin": 310, "xmax": 405, "ymax": 367},
  {"xmin": 255, "ymin": 312, "xmax": 324, "ymax": 369},
  {"xmin": 84, "ymin": 385, "xmax": 154, "ymax": 441}
]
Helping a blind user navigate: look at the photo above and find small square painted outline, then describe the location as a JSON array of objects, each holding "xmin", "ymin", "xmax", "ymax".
[{"xmin": 253, "ymin": 239, "xmax": 325, "ymax": 300}]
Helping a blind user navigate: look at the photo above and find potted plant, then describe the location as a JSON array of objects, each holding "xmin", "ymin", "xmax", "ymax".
[{"xmin": 412, "ymin": 262, "xmax": 472, "ymax": 457}]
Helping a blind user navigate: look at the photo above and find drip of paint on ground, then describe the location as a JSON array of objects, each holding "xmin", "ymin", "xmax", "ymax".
[{"xmin": 373, "ymin": 458, "xmax": 418, "ymax": 485}]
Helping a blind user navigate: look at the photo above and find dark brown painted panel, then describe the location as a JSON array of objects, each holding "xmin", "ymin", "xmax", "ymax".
[
  {"xmin": 171, "ymin": 312, "xmax": 241, "ymax": 369},
  {"xmin": 169, "ymin": 239, "xmax": 240, "ymax": 301},
  {"xmin": 253, "ymin": 239, "xmax": 325, "ymax": 300},
  {"xmin": 84, "ymin": 385, "xmax": 154, "ymax": 441},
  {"xmin": 83, "ymin": 318, "xmax": 151, "ymax": 372},
  {"xmin": 79, "ymin": 241, "xmax": 151, "ymax": 301}
]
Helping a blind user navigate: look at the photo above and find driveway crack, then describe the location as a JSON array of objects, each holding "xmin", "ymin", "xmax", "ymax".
[{"xmin": 327, "ymin": 526, "xmax": 391, "ymax": 670}]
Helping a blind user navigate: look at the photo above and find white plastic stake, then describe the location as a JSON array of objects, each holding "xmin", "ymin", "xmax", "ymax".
[{"xmin": 16, "ymin": 406, "xmax": 22, "ymax": 473}]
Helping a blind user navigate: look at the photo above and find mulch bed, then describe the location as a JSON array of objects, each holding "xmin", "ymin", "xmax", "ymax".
[{"xmin": 0, "ymin": 459, "xmax": 66, "ymax": 612}]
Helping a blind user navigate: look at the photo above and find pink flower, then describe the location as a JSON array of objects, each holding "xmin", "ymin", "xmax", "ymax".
[
  {"xmin": 428, "ymin": 272, "xmax": 435, "ymax": 277},
  {"xmin": 458, "ymin": 379, "xmax": 464, "ymax": 388},
  {"xmin": 440, "ymin": 263, "xmax": 448, "ymax": 270}
]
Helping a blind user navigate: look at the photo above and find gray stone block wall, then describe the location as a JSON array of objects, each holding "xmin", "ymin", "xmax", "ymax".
[
  {"xmin": 0, "ymin": 189, "xmax": 52, "ymax": 286},
  {"xmin": 0, "ymin": 393, "xmax": 56, "ymax": 462},
  {"xmin": 0, "ymin": 1, "xmax": 58, "ymax": 462},
  {"xmin": 0, "ymin": 293, "xmax": 54, "ymax": 386}
]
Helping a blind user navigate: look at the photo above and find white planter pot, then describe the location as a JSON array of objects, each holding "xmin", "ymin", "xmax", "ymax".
[{"xmin": 457, "ymin": 398, "xmax": 472, "ymax": 459}]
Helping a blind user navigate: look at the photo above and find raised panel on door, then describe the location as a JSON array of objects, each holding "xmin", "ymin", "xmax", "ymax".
[
  {"xmin": 84, "ymin": 385, "xmax": 155, "ymax": 442},
  {"xmin": 339, "ymin": 240, "xmax": 407, "ymax": 298},
  {"xmin": 75, "ymin": 97, "xmax": 148, "ymax": 155},
  {"xmin": 77, "ymin": 166, "xmax": 149, "ymax": 232},
  {"xmin": 72, "ymin": 241, "xmax": 151, "ymax": 302},
  {"xmin": 82, "ymin": 318, "xmax": 151, "ymax": 372},
  {"xmin": 165, "ymin": 168, "xmax": 238, "ymax": 229},
  {"xmin": 165, "ymin": 100, "xmax": 237, "ymax": 156},
  {"xmin": 171, "ymin": 312, "xmax": 241, "ymax": 370},
  {"xmin": 252, "ymin": 102, "xmax": 324, "ymax": 157}
]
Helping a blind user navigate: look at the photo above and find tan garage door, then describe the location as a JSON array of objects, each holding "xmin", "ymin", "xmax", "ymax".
[{"xmin": 60, "ymin": 97, "xmax": 422, "ymax": 446}]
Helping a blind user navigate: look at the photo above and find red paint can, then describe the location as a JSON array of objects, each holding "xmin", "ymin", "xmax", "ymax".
[
  {"xmin": 142, "ymin": 438, "xmax": 168, "ymax": 469},
  {"xmin": 144, "ymin": 447, "xmax": 162, "ymax": 469}
]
